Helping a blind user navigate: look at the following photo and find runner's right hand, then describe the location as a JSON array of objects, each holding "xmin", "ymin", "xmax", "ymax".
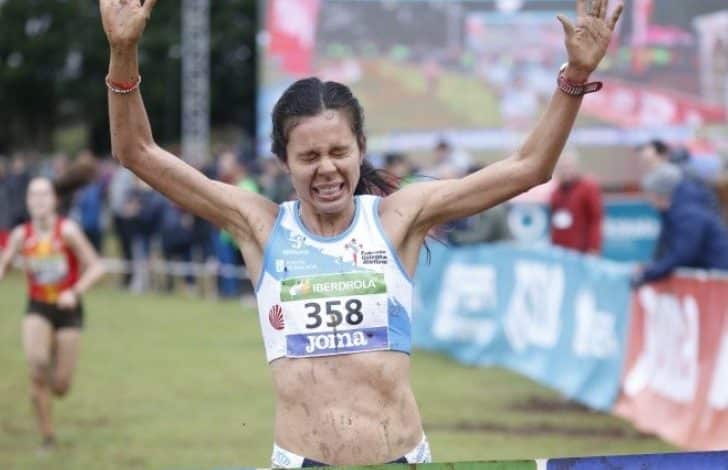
[{"xmin": 99, "ymin": 0, "xmax": 159, "ymax": 51}]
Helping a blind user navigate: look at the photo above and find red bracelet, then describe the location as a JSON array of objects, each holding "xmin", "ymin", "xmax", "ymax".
[
  {"xmin": 556, "ymin": 64, "xmax": 602, "ymax": 97},
  {"xmin": 106, "ymin": 75, "xmax": 142, "ymax": 94}
]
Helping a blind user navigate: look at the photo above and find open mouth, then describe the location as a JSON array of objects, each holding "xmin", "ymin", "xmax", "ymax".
[{"xmin": 313, "ymin": 182, "xmax": 345, "ymax": 201}]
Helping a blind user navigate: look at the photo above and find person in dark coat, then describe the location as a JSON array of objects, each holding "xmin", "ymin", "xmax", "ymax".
[{"xmin": 633, "ymin": 163, "xmax": 728, "ymax": 287}]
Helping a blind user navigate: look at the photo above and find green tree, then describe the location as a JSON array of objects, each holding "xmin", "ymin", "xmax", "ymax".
[{"xmin": 0, "ymin": 0, "xmax": 256, "ymax": 156}]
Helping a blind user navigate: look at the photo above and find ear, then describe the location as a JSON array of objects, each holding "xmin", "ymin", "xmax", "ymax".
[{"xmin": 281, "ymin": 159, "xmax": 291, "ymax": 174}]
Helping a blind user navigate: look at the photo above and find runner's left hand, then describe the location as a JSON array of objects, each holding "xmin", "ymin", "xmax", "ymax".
[
  {"xmin": 557, "ymin": 0, "xmax": 624, "ymax": 83},
  {"xmin": 58, "ymin": 290, "xmax": 79, "ymax": 310}
]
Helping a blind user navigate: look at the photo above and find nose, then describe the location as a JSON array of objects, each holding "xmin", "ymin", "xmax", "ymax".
[{"xmin": 318, "ymin": 155, "xmax": 337, "ymax": 175}]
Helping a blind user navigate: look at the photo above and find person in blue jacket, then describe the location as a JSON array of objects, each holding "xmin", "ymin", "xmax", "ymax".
[
  {"xmin": 638, "ymin": 139, "xmax": 719, "ymax": 214},
  {"xmin": 633, "ymin": 163, "xmax": 728, "ymax": 287}
]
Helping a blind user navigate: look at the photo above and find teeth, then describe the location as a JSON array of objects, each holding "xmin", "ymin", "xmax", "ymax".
[{"xmin": 316, "ymin": 183, "xmax": 342, "ymax": 196}]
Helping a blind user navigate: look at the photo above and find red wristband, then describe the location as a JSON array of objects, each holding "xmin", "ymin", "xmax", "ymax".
[
  {"xmin": 557, "ymin": 73, "xmax": 602, "ymax": 96},
  {"xmin": 556, "ymin": 64, "xmax": 601, "ymax": 97},
  {"xmin": 106, "ymin": 75, "xmax": 142, "ymax": 94}
]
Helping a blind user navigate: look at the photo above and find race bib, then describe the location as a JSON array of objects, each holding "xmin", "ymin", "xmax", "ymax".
[
  {"xmin": 27, "ymin": 255, "xmax": 69, "ymax": 285},
  {"xmin": 552, "ymin": 209, "xmax": 573, "ymax": 230},
  {"xmin": 280, "ymin": 272, "xmax": 389, "ymax": 357}
]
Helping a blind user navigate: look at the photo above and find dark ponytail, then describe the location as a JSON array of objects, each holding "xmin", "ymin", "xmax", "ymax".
[{"xmin": 271, "ymin": 77, "xmax": 397, "ymax": 196}]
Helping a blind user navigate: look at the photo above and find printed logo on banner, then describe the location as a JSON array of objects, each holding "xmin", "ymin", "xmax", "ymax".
[
  {"xmin": 572, "ymin": 289, "xmax": 619, "ymax": 358},
  {"xmin": 708, "ymin": 329, "xmax": 728, "ymax": 409},
  {"xmin": 624, "ymin": 287, "xmax": 699, "ymax": 403},
  {"xmin": 432, "ymin": 263, "xmax": 498, "ymax": 345},
  {"xmin": 504, "ymin": 261, "xmax": 564, "ymax": 352}
]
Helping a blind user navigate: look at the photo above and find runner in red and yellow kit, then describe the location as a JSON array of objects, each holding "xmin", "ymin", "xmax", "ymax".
[{"xmin": 0, "ymin": 177, "xmax": 105, "ymax": 451}]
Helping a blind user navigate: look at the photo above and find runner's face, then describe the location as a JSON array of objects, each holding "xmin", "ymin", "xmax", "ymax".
[
  {"xmin": 285, "ymin": 110, "xmax": 363, "ymax": 216},
  {"xmin": 26, "ymin": 179, "xmax": 56, "ymax": 219}
]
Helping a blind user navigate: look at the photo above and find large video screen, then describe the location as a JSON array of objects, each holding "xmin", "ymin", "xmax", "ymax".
[{"xmin": 259, "ymin": 0, "xmax": 728, "ymax": 184}]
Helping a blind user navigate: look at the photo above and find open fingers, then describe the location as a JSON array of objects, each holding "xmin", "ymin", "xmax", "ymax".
[
  {"xmin": 607, "ymin": 2, "xmax": 624, "ymax": 30},
  {"xmin": 142, "ymin": 0, "xmax": 158, "ymax": 16},
  {"xmin": 556, "ymin": 15, "xmax": 574, "ymax": 38},
  {"xmin": 557, "ymin": 15, "xmax": 575, "ymax": 38},
  {"xmin": 576, "ymin": 0, "xmax": 587, "ymax": 18},
  {"xmin": 598, "ymin": 0, "xmax": 608, "ymax": 19}
]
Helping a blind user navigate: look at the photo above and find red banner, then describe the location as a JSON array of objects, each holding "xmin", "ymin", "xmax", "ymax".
[
  {"xmin": 582, "ymin": 80, "xmax": 726, "ymax": 128},
  {"xmin": 615, "ymin": 274, "xmax": 728, "ymax": 450},
  {"xmin": 266, "ymin": 0, "xmax": 321, "ymax": 77}
]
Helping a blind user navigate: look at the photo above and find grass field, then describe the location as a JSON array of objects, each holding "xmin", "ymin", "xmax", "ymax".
[{"xmin": 0, "ymin": 274, "xmax": 673, "ymax": 469}]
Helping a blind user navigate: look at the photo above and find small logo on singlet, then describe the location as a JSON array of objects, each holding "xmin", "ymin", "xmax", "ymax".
[
  {"xmin": 268, "ymin": 304, "xmax": 285, "ymax": 330},
  {"xmin": 288, "ymin": 233, "xmax": 306, "ymax": 250},
  {"xmin": 275, "ymin": 259, "xmax": 285, "ymax": 273},
  {"xmin": 304, "ymin": 330, "xmax": 369, "ymax": 354},
  {"xmin": 345, "ymin": 238, "xmax": 364, "ymax": 265}
]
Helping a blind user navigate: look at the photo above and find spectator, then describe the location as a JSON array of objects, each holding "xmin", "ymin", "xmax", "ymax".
[
  {"xmin": 448, "ymin": 165, "xmax": 511, "ymax": 245},
  {"xmin": 7, "ymin": 154, "xmax": 32, "ymax": 226},
  {"xmin": 638, "ymin": 139, "xmax": 719, "ymax": 213},
  {"xmin": 0, "ymin": 158, "xmax": 10, "ymax": 249},
  {"xmin": 109, "ymin": 165, "xmax": 136, "ymax": 288},
  {"xmin": 127, "ymin": 178, "xmax": 165, "ymax": 293},
  {"xmin": 383, "ymin": 152, "xmax": 415, "ymax": 187},
  {"xmin": 159, "ymin": 198, "xmax": 197, "ymax": 294},
  {"xmin": 716, "ymin": 171, "xmax": 728, "ymax": 225},
  {"xmin": 632, "ymin": 163, "xmax": 728, "ymax": 287},
  {"xmin": 448, "ymin": 203, "xmax": 511, "ymax": 246},
  {"xmin": 53, "ymin": 150, "xmax": 98, "ymax": 215},
  {"xmin": 259, "ymin": 156, "xmax": 293, "ymax": 203},
  {"xmin": 71, "ymin": 179, "xmax": 105, "ymax": 252},
  {"xmin": 429, "ymin": 138, "xmax": 472, "ymax": 179},
  {"xmin": 216, "ymin": 151, "xmax": 259, "ymax": 298},
  {"xmin": 549, "ymin": 150, "xmax": 603, "ymax": 255}
]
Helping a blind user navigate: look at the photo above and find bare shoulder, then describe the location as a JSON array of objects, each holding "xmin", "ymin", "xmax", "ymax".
[
  {"xmin": 10, "ymin": 225, "xmax": 25, "ymax": 240},
  {"xmin": 59, "ymin": 218, "xmax": 83, "ymax": 239},
  {"xmin": 59, "ymin": 219, "xmax": 98, "ymax": 252},
  {"xmin": 6, "ymin": 225, "xmax": 26, "ymax": 249}
]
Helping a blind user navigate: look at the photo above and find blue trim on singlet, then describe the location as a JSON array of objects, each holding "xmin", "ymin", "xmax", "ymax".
[
  {"xmin": 387, "ymin": 297, "xmax": 411, "ymax": 354},
  {"xmin": 372, "ymin": 196, "xmax": 414, "ymax": 284},
  {"xmin": 293, "ymin": 197, "xmax": 361, "ymax": 243},
  {"xmin": 255, "ymin": 205, "xmax": 285, "ymax": 293}
]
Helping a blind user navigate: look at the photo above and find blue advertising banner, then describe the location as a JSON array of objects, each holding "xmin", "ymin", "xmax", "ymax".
[
  {"xmin": 413, "ymin": 243, "xmax": 633, "ymax": 410},
  {"xmin": 546, "ymin": 451, "xmax": 728, "ymax": 470},
  {"xmin": 507, "ymin": 198, "xmax": 659, "ymax": 263},
  {"xmin": 600, "ymin": 198, "xmax": 660, "ymax": 263}
]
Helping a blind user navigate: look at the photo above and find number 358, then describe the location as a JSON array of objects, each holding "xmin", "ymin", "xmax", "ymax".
[{"xmin": 305, "ymin": 299, "xmax": 363, "ymax": 328}]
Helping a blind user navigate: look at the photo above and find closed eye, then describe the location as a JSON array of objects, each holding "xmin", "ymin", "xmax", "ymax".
[
  {"xmin": 330, "ymin": 147, "xmax": 350, "ymax": 157},
  {"xmin": 298, "ymin": 152, "xmax": 319, "ymax": 162}
]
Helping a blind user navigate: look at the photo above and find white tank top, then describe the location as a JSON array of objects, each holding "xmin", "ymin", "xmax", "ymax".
[{"xmin": 255, "ymin": 195, "xmax": 413, "ymax": 362}]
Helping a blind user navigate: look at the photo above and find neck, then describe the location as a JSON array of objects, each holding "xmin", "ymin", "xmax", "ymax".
[
  {"xmin": 34, "ymin": 214, "xmax": 56, "ymax": 232},
  {"xmin": 299, "ymin": 199, "xmax": 356, "ymax": 237}
]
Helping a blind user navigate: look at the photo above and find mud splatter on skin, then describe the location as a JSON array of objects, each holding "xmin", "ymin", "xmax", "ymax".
[
  {"xmin": 310, "ymin": 362, "xmax": 317, "ymax": 384},
  {"xmin": 319, "ymin": 442, "xmax": 331, "ymax": 460},
  {"xmin": 380, "ymin": 418, "xmax": 392, "ymax": 454},
  {"xmin": 329, "ymin": 411, "xmax": 342, "ymax": 436}
]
